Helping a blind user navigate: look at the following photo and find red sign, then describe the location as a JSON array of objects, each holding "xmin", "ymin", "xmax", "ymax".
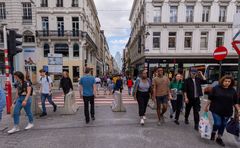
[
  {"xmin": 213, "ymin": 46, "xmax": 228, "ymax": 61},
  {"xmin": 232, "ymin": 40, "xmax": 240, "ymax": 55}
]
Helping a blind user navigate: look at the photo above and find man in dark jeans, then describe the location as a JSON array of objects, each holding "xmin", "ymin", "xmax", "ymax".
[
  {"xmin": 183, "ymin": 68, "xmax": 207, "ymax": 131},
  {"xmin": 79, "ymin": 68, "xmax": 96, "ymax": 124}
]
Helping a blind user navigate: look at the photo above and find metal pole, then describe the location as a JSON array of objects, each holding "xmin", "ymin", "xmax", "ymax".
[
  {"xmin": 219, "ymin": 60, "xmax": 222, "ymax": 80},
  {"xmin": 3, "ymin": 25, "xmax": 12, "ymax": 114}
]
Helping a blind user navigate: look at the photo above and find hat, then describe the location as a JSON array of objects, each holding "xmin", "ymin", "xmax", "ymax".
[{"xmin": 190, "ymin": 68, "xmax": 198, "ymax": 73}]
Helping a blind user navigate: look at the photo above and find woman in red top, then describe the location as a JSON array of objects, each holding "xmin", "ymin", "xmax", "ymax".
[{"xmin": 127, "ymin": 77, "xmax": 133, "ymax": 95}]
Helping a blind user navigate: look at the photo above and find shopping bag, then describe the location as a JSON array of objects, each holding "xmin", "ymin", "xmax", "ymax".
[
  {"xmin": 148, "ymin": 99, "xmax": 156, "ymax": 110},
  {"xmin": 199, "ymin": 112, "xmax": 212, "ymax": 139},
  {"xmin": 226, "ymin": 118, "xmax": 239, "ymax": 137}
]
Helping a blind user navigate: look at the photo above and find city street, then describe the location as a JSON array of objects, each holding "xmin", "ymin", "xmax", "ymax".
[{"xmin": 0, "ymin": 87, "xmax": 239, "ymax": 148}]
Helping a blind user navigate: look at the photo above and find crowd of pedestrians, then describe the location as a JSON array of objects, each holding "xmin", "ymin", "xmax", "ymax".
[{"xmin": 0, "ymin": 66, "xmax": 239, "ymax": 147}]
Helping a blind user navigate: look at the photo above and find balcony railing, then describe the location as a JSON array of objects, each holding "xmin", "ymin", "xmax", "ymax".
[
  {"xmin": 72, "ymin": 4, "xmax": 78, "ymax": 7},
  {"xmin": 22, "ymin": 16, "xmax": 32, "ymax": 24},
  {"xmin": 36, "ymin": 30, "xmax": 81, "ymax": 37},
  {"xmin": 56, "ymin": 4, "xmax": 63, "ymax": 7},
  {"xmin": 41, "ymin": 3, "xmax": 48, "ymax": 7}
]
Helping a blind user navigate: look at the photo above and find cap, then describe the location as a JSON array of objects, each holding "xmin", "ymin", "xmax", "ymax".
[{"xmin": 190, "ymin": 68, "xmax": 198, "ymax": 73}]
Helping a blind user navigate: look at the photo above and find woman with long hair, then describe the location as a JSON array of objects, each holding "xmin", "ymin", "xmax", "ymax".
[
  {"xmin": 132, "ymin": 70, "xmax": 151, "ymax": 125},
  {"xmin": 204, "ymin": 75, "xmax": 240, "ymax": 147},
  {"xmin": 169, "ymin": 73, "xmax": 184, "ymax": 125},
  {"xmin": 8, "ymin": 71, "xmax": 34, "ymax": 134},
  {"xmin": 59, "ymin": 71, "xmax": 73, "ymax": 100}
]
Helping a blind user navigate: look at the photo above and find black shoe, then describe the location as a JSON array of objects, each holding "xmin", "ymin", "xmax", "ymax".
[
  {"xmin": 53, "ymin": 105, "xmax": 57, "ymax": 112},
  {"xmin": 91, "ymin": 116, "xmax": 95, "ymax": 120},
  {"xmin": 170, "ymin": 115, "xmax": 173, "ymax": 119},
  {"xmin": 40, "ymin": 112, "xmax": 47, "ymax": 117},
  {"xmin": 216, "ymin": 138, "xmax": 225, "ymax": 147},
  {"xmin": 210, "ymin": 132, "xmax": 216, "ymax": 141},
  {"xmin": 174, "ymin": 120, "xmax": 180, "ymax": 125},
  {"xmin": 194, "ymin": 125, "xmax": 198, "ymax": 131},
  {"xmin": 185, "ymin": 119, "xmax": 189, "ymax": 124}
]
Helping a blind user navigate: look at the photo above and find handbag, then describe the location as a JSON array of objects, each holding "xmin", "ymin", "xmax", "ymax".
[
  {"xmin": 199, "ymin": 112, "xmax": 212, "ymax": 139},
  {"xmin": 226, "ymin": 118, "xmax": 239, "ymax": 137}
]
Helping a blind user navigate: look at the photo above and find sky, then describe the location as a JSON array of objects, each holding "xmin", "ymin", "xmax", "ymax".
[{"xmin": 94, "ymin": 0, "xmax": 134, "ymax": 57}]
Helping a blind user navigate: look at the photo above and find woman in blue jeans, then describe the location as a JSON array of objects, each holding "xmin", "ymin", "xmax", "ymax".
[
  {"xmin": 204, "ymin": 75, "xmax": 240, "ymax": 147},
  {"xmin": 8, "ymin": 71, "xmax": 34, "ymax": 134}
]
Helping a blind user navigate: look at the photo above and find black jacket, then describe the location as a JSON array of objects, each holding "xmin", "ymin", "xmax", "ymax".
[
  {"xmin": 183, "ymin": 77, "xmax": 207, "ymax": 99},
  {"xmin": 60, "ymin": 77, "xmax": 73, "ymax": 95}
]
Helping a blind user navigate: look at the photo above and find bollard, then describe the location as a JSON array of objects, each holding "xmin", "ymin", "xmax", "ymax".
[
  {"xmin": 61, "ymin": 91, "xmax": 79, "ymax": 115},
  {"xmin": 31, "ymin": 91, "xmax": 42, "ymax": 115},
  {"xmin": 111, "ymin": 91, "xmax": 126, "ymax": 112}
]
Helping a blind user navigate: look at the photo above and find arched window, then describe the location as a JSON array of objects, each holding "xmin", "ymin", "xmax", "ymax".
[
  {"xmin": 73, "ymin": 43, "xmax": 79, "ymax": 57},
  {"xmin": 43, "ymin": 43, "xmax": 50, "ymax": 57},
  {"xmin": 23, "ymin": 30, "xmax": 35, "ymax": 43},
  {"xmin": 54, "ymin": 43, "xmax": 69, "ymax": 57}
]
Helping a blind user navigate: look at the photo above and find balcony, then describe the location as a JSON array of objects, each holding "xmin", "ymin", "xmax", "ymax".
[
  {"xmin": 36, "ymin": 30, "xmax": 81, "ymax": 38},
  {"xmin": 22, "ymin": 16, "xmax": 32, "ymax": 25}
]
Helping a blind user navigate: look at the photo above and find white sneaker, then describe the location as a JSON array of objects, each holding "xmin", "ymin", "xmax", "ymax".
[
  {"xmin": 25, "ymin": 123, "xmax": 34, "ymax": 130},
  {"xmin": 8, "ymin": 126, "xmax": 20, "ymax": 134},
  {"xmin": 140, "ymin": 119, "xmax": 144, "ymax": 125},
  {"xmin": 143, "ymin": 116, "xmax": 146, "ymax": 120}
]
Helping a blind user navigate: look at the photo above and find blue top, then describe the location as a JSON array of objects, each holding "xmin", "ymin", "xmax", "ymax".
[
  {"xmin": 0, "ymin": 86, "xmax": 6, "ymax": 109},
  {"xmin": 79, "ymin": 75, "xmax": 96, "ymax": 97}
]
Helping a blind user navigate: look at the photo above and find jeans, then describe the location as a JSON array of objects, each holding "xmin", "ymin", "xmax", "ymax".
[
  {"xmin": 83, "ymin": 96, "xmax": 95, "ymax": 122},
  {"xmin": 136, "ymin": 91, "xmax": 150, "ymax": 117},
  {"xmin": 41, "ymin": 93, "xmax": 56, "ymax": 113},
  {"xmin": 185, "ymin": 97, "xmax": 201, "ymax": 127},
  {"xmin": 171, "ymin": 95, "xmax": 183, "ymax": 121},
  {"xmin": 13, "ymin": 96, "xmax": 33, "ymax": 125},
  {"xmin": 128, "ymin": 87, "xmax": 132, "ymax": 95},
  {"xmin": 0, "ymin": 107, "xmax": 3, "ymax": 121},
  {"xmin": 212, "ymin": 112, "xmax": 230, "ymax": 136}
]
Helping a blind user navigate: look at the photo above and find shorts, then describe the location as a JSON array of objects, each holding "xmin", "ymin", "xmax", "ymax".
[{"xmin": 156, "ymin": 95, "xmax": 168, "ymax": 104}]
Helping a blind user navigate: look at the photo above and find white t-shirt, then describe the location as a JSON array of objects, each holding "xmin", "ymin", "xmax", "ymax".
[
  {"xmin": 39, "ymin": 76, "xmax": 52, "ymax": 94},
  {"xmin": 95, "ymin": 77, "xmax": 101, "ymax": 83}
]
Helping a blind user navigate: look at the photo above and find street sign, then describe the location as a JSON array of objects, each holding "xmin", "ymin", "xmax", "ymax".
[
  {"xmin": 213, "ymin": 46, "xmax": 228, "ymax": 61},
  {"xmin": 232, "ymin": 40, "xmax": 240, "ymax": 55},
  {"xmin": 48, "ymin": 53, "xmax": 63, "ymax": 73}
]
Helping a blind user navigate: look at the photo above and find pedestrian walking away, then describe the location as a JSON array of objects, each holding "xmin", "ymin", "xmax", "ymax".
[
  {"xmin": 152, "ymin": 67, "xmax": 171, "ymax": 125},
  {"xmin": 59, "ymin": 71, "xmax": 73, "ymax": 101},
  {"xmin": 183, "ymin": 67, "xmax": 207, "ymax": 131},
  {"xmin": 39, "ymin": 69, "xmax": 57, "ymax": 117},
  {"xmin": 114, "ymin": 74, "xmax": 123, "ymax": 93},
  {"xmin": 8, "ymin": 71, "xmax": 34, "ymax": 134},
  {"xmin": 95, "ymin": 75, "xmax": 101, "ymax": 95},
  {"xmin": 127, "ymin": 76, "xmax": 134, "ymax": 96},
  {"xmin": 132, "ymin": 70, "xmax": 151, "ymax": 126},
  {"xmin": 79, "ymin": 67, "xmax": 96, "ymax": 124},
  {"xmin": 204, "ymin": 75, "xmax": 240, "ymax": 147},
  {"xmin": 0, "ymin": 84, "xmax": 6, "ymax": 122},
  {"xmin": 169, "ymin": 73, "xmax": 184, "ymax": 125}
]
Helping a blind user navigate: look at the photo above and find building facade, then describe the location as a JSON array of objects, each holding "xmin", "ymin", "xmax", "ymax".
[{"xmin": 127, "ymin": 0, "xmax": 240, "ymax": 77}]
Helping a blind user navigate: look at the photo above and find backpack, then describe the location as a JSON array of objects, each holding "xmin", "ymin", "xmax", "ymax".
[
  {"xmin": 20, "ymin": 81, "xmax": 33, "ymax": 96},
  {"xmin": 40, "ymin": 76, "xmax": 53, "ymax": 87}
]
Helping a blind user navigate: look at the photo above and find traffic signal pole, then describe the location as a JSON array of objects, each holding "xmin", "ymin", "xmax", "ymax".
[{"xmin": 3, "ymin": 25, "xmax": 12, "ymax": 114}]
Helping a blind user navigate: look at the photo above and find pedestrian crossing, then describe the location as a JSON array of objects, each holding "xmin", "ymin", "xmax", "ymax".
[{"xmin": 42, "ymin": 87, "xmax": 137, "ymax": 107}]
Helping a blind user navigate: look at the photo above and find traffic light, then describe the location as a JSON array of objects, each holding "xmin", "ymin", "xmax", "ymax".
[{"xmin": 8, "ymin": 30, "xmax": 23, "ymax": 57}]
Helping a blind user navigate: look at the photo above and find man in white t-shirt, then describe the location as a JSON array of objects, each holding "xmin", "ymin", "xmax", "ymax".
[
  {"xmin": 39, "ymin": 69, "xmax": 57, "ymax": 117},
  {"xmin": 95, "ymin": 76, "xmax": 101, "ymax": 95}
]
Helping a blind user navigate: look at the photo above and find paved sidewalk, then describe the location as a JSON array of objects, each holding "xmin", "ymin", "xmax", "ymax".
[{"xmin": 0, "ymin": 104, "xmax": 239, "ymax": 148}]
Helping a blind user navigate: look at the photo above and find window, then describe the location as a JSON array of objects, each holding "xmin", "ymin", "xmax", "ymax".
[
  {"xmin": 202, "ymin": 6, "xmax": 210, "ymax": 22},
  {"xmin": 237, "ymin": 6, "xmax": 240, "ymax": 13},
  {"xmin": 73, "ymin": 43, "xmax": 79, "ymax": 57},
  {"xmin": 0, "ymin": 3, "xmax": 6, "ymax": 20},
  {"xmin": 72, "ymin": 66, "xmax": 79, "ymax": 82},
  {"xmin": 72, "ymin": 0, "xmax": 78, "ymax": 7},
  {"xmin": 216, "ymin": 32, "xmax": 224, "ymax": 47},
  {"xmin": 43, "ymin": 43, "xmax": 50, "ymax": 57},
  {"xmin": 42, "ymin": 17, "xmax": 49, "ymax": 36},
  {"xmin": 22, "ymin": 3, "xmax": 32, "ymax": 21},
  {"xmin": 186, "ymin": 6, "xmax": 194, "ymax": 22},
  {"xmin": 41, "ymin": 0, "xmax": 48, "ymax": 7},
  {"xmin": 153, "ymin": 32, "xmax": 161, "ymax": 49},
  {"xmin": 72, "ymin": 17, "xmax": 79, "ymax": 37},
  {"xmin": 24, "ymin": 35, "xmax": 35, "ymax": 43},
  {"xmin": 168, "ymin": 32, "xmax": 176, "ymax": 49},
  {"xmin": 153, "ymin": 7, "xmax": 161, "ymax": 23},
  {"xmin": 63, "ymin": 66, "xmax": 69, "ymax": 72},
  {"xmin": 219, "ymin": 6, "xmax": 226, "ymax": 22},
  {"xmin": 57, "ymin": 17, "xmax": 64, "ymax": 36},
  {"xmin": 170, "ymin": 6, "xmax": 178, "ymax": 23},
  {"xmin": 184, "ymin": 32, "xmax": 192, "ymax": 49},
  {"xmin": 200, "ymin": 32, "xmax": 208, "ymax": 49},
  {"xmin": 57, "ymin": 0, "xmax": 63, "ymax": 7},
  {"xmin": 54, "ymin": 43, "xmax": 69, "ymax": 57}
]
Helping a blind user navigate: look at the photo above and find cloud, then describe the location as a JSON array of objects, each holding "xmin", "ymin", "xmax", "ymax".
[{"xmin": 94, "ymin": 0, "xmax": 133, "ymax": 56}]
